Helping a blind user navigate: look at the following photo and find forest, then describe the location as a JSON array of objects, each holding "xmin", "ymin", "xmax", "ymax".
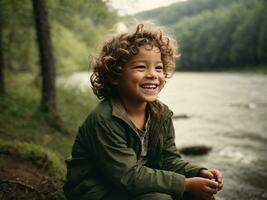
[
  {"xmin": 137, "ymin": 0, "xmax": 267, "ymax": 71},
  {"xmin": 0, "ymin": 0, "xmax": 117, "ymax": 199},
  {"xmin": 1, "ymin": 0, "xmax": 117, "ymax": 74},
  {"xmin": 1, "ymin": 0, "xmax": 267, "ymax": 76}
]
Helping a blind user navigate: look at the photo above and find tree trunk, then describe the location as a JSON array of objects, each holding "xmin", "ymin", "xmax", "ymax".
[
  {"xmin": 0, "ymin": 8, "xmax": 5, "ymax": 95},
  {"xmin": 32, "ymin": 0, "xmax": 56, "ymax": 113}
]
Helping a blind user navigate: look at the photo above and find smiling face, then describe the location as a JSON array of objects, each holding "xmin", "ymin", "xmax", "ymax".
[{"xmin": 114, "ymin": 45, "xmax": 165, "ymax": 108}]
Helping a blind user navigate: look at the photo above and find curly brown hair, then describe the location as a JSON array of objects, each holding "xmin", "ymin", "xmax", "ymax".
[{"xmin": 90, "ymin": 23, "xmax": 178, "ymax": 100}]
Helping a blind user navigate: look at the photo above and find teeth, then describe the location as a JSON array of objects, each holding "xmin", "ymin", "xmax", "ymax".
[{"xmin": 141, "ymin": 84, "xmax": 157, "ymax": 89}]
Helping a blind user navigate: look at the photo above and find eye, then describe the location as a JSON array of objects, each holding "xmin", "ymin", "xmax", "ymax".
[
  {"xmin": 133, "ymin": 65, "xmax": 146, "ymax": 72},
  {"xmin": 155, "ymin": 65, "xmax": 163, "ymax": 72}
]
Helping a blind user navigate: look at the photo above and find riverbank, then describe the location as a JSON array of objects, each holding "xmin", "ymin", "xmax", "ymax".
[
  {"xmin": 223, "ymin": 65, "xmax": 267, "ymax": 74},
  {"xmin": 176, "ymin": 65, "xmax": 267, "ymax": 74},
  {"xmin": 0, "ymin": 73, "xmax": 97, "ymax": 199}
]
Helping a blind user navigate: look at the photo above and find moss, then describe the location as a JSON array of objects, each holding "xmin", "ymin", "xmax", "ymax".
[
  {"xmin": 0, "ymin": 72, "xmax": 97, "ymax": 180},
  {"xmin": 0, "ymin": 139, "xmax": 65, "ymax": 179}
]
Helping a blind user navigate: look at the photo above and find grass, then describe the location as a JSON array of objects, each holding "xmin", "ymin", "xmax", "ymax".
[
  {"xmin": 0, "ymin": 138, "xmax": 65, "ymax": 179},
  {"xmin": 0, "ymin": 72, "xmax": 98, "ymax": 179}
]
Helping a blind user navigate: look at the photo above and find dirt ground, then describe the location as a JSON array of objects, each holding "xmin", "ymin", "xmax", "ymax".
[{"xmin": 0, "ymin": 152, "xmax": 64, "ymax": 200}]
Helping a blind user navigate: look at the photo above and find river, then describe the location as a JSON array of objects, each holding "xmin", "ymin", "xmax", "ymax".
[{"xmin": 59, "ymin": 72, "xmax": 267, "ymax": 200}]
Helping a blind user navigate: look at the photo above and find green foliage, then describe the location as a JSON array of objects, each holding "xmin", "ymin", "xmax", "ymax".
[
  {"xmin": 230, "ymin": 2, "xmax": 267, "ymax": 65},
  {"xmin": 48, "ymin": 0, "xmax": 117, "ymax": 28},
  {"xmin": 0, "ymin": 72, "xmax": 97, "ymax": 172},
  {"xmin": 1, "ymin": 0, "xmax": 38, "ymax": 71},
  {"xmin": 258, "ymin": 15, "xmax": 267, "ymax": 63},
  {"xmin": 0, "ymin": 0, "xmax": 106, "ymax": 190},
  {"xmin": 138, "ymin": 0, "xmax": 267, "ymax": 71},
  {"xmin": 1, "ymin": 0, "xmax": 117, "ymax": 74},
  {"xmin": 137, "ymin": 0, "xmax": 246, "ymax": 25},
  {"xmin": 52, "ymin": 23, "xmax": 90, "ymax": 74},
  {"xmin": 57, "ymin": 84, "xmax": 98, "ymax": 132}
]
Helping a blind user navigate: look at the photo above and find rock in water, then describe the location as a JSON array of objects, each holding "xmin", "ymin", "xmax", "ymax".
[
  {"xmin": 179, "ymin": 145, "xmax": 212, "ymax": 156},
  {"xmin": 172, "ymin": 114, "xmax": 190, "ymax": 120}
]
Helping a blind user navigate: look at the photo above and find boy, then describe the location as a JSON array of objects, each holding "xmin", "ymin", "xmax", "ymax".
[{"xmin": 64, "ymin": 23, "xmax": 224, "ymax": 200}]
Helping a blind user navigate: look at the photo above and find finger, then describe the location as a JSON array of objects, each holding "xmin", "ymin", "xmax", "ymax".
[
  {"xmin": 201, "ymin": 169, "xmax": 214, "ymax": 179},
  {"xmin": 204, "ymin": 186, "xmax": 218, "ymax": 195},
  {"xmin": 218, "ymin": 177, "xmax": 224, "ymax": 191},
  {"xmin": 206, "ymin": 179, "xmax": 219, "ymax": 189},
  {"xmin": 211, "ymin": 169, "xmax": 223, "ymax": 183},
  {"xmin": 207, "ymin": 181, "xmax": 219, "ymax": 190}
]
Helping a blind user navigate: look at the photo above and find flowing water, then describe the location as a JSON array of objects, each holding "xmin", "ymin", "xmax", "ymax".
[
  {"xmin": 159, "ymin": 72, "xmax": 267, "ymax": 200},
  {"xmin": 60, "ymin": 72, "xmax": 267, "ymax": 200}
]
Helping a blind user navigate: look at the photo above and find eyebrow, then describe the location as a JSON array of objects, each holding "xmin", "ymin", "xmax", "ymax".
[{"xmin": 129, "ymin": 60, "xmax": 163, "ymax": 64}]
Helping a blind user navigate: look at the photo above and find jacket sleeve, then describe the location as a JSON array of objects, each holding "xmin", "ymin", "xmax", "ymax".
[
  {"xmin": 84, "ymin": 117, "xmax": 185, "ymax": 199},
  {"xmin": 161, "ymin": 118, "xmax": 206, "ymax": 178}
]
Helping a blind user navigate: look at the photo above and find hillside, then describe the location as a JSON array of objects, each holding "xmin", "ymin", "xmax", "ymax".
[
  {"xmin": 137, "ymin": 0, "xmax": 238, "ymax": 25},
  {"xmin": 136, "ymin": 0, "xmax": 267, "ymax": 71}
]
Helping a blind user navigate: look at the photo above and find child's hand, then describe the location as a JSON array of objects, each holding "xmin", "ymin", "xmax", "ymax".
[
  {"xmin": 199, "ymin": 169, "xmax": 224, "ymax": 191},
  {"xmin": 184, "ymin": 177, "xmax": 218, "ymax": 200}
]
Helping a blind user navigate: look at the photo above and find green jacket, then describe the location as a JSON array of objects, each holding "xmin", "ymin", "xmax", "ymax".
[{"xmin": 64, "ymin": 97, "xmax": 204, "ymax": 200}]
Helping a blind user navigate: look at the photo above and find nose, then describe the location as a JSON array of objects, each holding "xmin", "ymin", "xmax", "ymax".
[{"xmin": 145, "ymin": 68, "xmax": 157, "ymax": 79}]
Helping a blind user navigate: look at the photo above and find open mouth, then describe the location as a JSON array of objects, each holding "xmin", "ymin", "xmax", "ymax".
[
  {"xmin": 140, "ymin": 83, "xmax": 159, "ymax": 95},
  {"xmin": 140, "ymin": 84, "xmax": 158, "ymax": 89}
]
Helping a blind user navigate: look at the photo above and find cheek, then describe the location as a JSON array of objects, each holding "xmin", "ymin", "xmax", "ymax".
[
  {"xmin": 130, "ymin": 73, "xmax": 144, "ymax": 84},
  {"xmin": 159, "ymin": 76, "xmax": 165, "ymax": 90},
  {"xmin": 159, "ymin": 73, "xmax": 165, "ymax": 84}
]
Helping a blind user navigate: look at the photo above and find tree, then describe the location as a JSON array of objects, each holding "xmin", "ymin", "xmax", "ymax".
[
  {"xmin": 0, "ymin": 17, "xmax": 4, "ymax": 95},
  {"xmin": 0, "ymin": 0, "xmax": 7, "ymax": 95},
  {"xmin": 32, "ymin": 0, "xmax": 56, "ymax": 113}
]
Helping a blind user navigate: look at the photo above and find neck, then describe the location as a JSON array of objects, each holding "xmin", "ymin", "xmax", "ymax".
[
  {"xmin": 121, "ymin": 99, "xmax": 147, "ymax": 117},
  {"xmin": 119, "ymin": 97, "xmax": 147, "ymax": 130}
]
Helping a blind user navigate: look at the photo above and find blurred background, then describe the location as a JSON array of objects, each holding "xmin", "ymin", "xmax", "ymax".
[{"xmin": 0, "ymin": 0, "xmax": 266, "ymax": 199}]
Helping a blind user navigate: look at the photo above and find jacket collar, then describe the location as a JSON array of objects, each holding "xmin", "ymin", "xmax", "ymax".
[
  {"xmin": 111, "ymin": 97, "xmax": 129, "ymax": 122},
  {"xmin": 110, "ymin": 96, "xmax": 173, "ymax": 124},
  {"xmin": 110, "ymin": 97, "xmax": 136, "ymax": 130}
]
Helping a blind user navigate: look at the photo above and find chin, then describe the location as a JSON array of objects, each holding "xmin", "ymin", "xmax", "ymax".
[{"xmin": 145, "ymin": 96, "xmax": 158, "ymax": 102}]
